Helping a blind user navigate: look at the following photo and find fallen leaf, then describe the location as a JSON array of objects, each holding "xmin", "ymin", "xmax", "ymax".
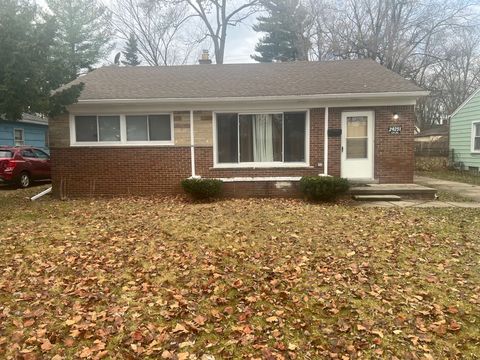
[
  {"xmin": 172, "ymin": 323, "xmax": 187, "ymax": 333},
  {"xmin": 40, "ymin": 339, "xmax": 53, "ymax": 351}
]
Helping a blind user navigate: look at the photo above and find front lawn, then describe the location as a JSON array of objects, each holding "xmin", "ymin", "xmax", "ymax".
[{"xmin": 0, "ymin": 190, "xmax": 479, "ymax": 359}]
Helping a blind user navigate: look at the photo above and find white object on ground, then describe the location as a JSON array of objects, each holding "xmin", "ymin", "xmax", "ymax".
[{"xmin": 30, "ymin": 187, "xmax": 52, "ymax": 201}]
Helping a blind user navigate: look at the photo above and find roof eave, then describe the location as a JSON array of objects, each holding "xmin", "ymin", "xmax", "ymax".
[{"xmin": 76, "ymin": 91, "xmax": 429, "ymax": 105}]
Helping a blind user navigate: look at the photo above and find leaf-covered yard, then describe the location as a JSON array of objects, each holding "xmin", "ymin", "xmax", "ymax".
[{"xmin": 0, "ymin": 187, "xmax": 479, "ymax": 359}]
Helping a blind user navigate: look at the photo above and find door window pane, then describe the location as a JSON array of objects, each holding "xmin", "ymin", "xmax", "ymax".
[
  {"xmin": 347, "ymin": 138, "xmax": 368, "ymax": 158},
  {"xmin": 149, "ymin": 115, "xmax": 171, "ymax": 141},
  {"xmin": 75, "ymin": 116, "xmax": 97, "ymax": 142},
  {"xmin": 98, "ymin": 116, "xmax": 120, "ymax": 141},
  {"xmin": 217, "ymin": 113, "xmax": 238, "ymax": 163},
  {"xmin": 347, "ymin": 116, "xmax": 368, "ymax": 137},
  {"xmin": 284, "ymin": 112, "xmax": 306, "ymax": 162},
  {"xmin": 126, "ymin": 115, "xmax": 148, "ymax": 141},
  {"xmin": 346, "ymin": 115, "xmax": 368, "ymax": 159}
]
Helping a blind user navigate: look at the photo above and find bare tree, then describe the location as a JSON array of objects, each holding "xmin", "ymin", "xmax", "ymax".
[
  {"xmin": 416, "ymin": 27, "xmax": 480, "ymax": 128},
  {"xmin": 305, "ymin": 0, "xmax": 336, "ymax": 61},
  {"xmin": 305, "ymin": 0, "xmax": 480, "ymax": 128},
  {"xmin": 179, "ymin": 0, "xmax": 260, "ymax": 64},
  {"xmin": 110, "ymin": 0, "xmax": 197, "ymax": 65}
]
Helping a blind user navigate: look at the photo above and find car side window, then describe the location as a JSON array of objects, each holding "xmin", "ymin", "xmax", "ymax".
[
  {"xmin": 21, "ymin": 149, "xmax": 36, "ymax": 158},
  {"xmin": 33, "ymin": 149, "xmax": 49, "ymax": 159}
]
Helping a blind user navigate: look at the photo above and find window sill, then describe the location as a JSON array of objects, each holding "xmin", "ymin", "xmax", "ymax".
[
  {"xmin": 70, "ymin": 142, "xmax": 175, "ymax": 147},
  {"xmin": 211, "ymin": 163, "xmax": 313, "ymax": 170}
]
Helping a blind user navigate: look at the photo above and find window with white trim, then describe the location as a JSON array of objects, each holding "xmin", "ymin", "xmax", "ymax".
[
  {"xmin": 473, "ymin": 122, "xmax": 480, "ymax": 152},
  {"xmin": 126, "ymin": 115, "xmax": 172, "ymax": 142},
  {"xmin": 215, "ymin": 112, "xmax": 307, "ymax": 166},
  {"xmin": 14, "ymin": 128, "xmax": 24, "ymax": 146},
  {"xmin": 72, "ymin": 114, "xmax": 173, "ymax": 145},
  {"xmin": 75, "ymin": 115, "xmax": 120, "ymax": 142}
]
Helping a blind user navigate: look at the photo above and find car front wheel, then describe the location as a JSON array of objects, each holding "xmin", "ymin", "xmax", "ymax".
[{"xmin": 18, "ymin": 172, "xmax": 31, "ymax": 188}]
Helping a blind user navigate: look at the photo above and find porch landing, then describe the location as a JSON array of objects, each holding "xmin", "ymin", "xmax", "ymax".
[{"xmin": 349, "ymin": 183, "xmax": 436, "ymax": 200}]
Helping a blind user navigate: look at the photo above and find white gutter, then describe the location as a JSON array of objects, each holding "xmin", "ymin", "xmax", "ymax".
[
  {"xmin": 77, "ymin": 91, "xmax": 429, "ymax": 105},
  {"xmin": 324, "ymin": 107, "xmax": 329, "ymax": 176}
]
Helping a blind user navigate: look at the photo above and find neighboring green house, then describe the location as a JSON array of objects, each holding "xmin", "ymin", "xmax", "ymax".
[{"xmin": 450, "ymin": 88, "xmax": 480, "ymax": 172}]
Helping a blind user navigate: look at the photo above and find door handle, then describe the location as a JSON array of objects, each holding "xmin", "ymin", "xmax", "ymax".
[{"xmin": 341, "ymin": 146, "xmax": 344, "ymax": 152}]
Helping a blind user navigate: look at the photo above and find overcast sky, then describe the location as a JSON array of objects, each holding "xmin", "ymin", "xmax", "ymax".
[
  {"xmin": 222, "ymin": 18, "xmax": 260, "ymax": 64},
  {"xmin": 37, "ymin": 0, "xmax": 261, "ymax": 65}
]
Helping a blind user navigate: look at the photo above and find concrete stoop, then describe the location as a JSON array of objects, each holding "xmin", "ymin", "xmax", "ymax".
[
  {"xmin": 350, "ymin": 183, "xmax": 436, "ymax": 201},
  {"xmin": 353, "ymin": 194, "xmax": 402, "ymax": 201}
]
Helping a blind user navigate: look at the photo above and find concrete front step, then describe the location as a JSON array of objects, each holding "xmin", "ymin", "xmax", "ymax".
[
  {"xmin": 349, "ymin": 184, "xmax": 437, "ymax": 200},
  {"xmin": 353, "ymin": 195, "xmax": 402, "ymax": 201}
]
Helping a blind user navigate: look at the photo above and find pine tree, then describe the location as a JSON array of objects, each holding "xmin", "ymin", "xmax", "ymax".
[
  {"xmin": 252, "ymin": 0, "xmax": 310, "ymax": 62},
  {"xmin": 47, "ymin": 0, "xmax": 114, "ymax": 81},
  {"xmin": 121, "ymin": 33, "xmax": 141, "ymax": 66},
  {"xmin": 0, "ymin": 0, "xmax": 83, "ymax": 120}
]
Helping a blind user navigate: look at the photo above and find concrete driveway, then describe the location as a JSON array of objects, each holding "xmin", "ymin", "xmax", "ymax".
[{"xmin": 415, "ymin": 175, "xmax": 480, "ymax": 202}]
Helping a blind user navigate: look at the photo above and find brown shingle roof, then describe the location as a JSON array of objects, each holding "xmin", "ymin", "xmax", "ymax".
[{"xmin": 63, "ymin": 59, "xmax": 424, "ymax": 101}]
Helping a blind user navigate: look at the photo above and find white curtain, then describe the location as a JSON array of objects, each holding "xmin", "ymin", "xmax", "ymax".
[{"xmin": 253, "ymin": 114, "xmax": 273, "ymax": 162}]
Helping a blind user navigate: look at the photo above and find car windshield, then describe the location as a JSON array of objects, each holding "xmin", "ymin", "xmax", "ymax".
[{"xmin": 0, "ymin": 150, "xmax": 12, "ymax": 158}]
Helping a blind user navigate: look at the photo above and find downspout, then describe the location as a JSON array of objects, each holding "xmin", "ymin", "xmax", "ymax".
[
  {"xmin": 324, "ymin": 107, "xmax": 329, "ymax": 175},
  {"xmin": 30, "ymin": 186, "xmax": 52, "ymax": 201},
  {"xmin": 189, "ymin": 110, "xmax": 199, "ymax": 178}
]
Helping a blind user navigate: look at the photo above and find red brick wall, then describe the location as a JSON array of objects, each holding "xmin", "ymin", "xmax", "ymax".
[
  {"xmin": 374, "ymin": 106, "xmax": 415, "ymax": 183},
  {"xmin": 328, "ymin": 106, "xmax": 415, "ymax": 183},
  {"xmin": 50, "ymin": 105, "xmax": 415, "ymax": 198},
  {"xmin": 50, "ymin": 147, "xmax": 191, "ymax": 198}
]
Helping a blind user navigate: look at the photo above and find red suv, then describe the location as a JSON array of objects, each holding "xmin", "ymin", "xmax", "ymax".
[{"xmin": 0, "ymin": 146, "xmax": 51, "ymax": 188}]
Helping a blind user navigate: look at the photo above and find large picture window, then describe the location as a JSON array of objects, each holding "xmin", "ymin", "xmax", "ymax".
[
  {"xmin": 72, "ymin": 114, "xmax": 173, "ymax": 145},
  {"xmin": 473, "ymin": 122, "xmax": 480, "ymax": 152},
  {"xmin": 215, "ymin": 111, "xmax": 308, "ymax": 166}
]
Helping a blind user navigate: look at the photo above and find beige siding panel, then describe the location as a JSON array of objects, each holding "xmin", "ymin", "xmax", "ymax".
[
  {"xmin": 194, "ymin": 111, "xmax": 213, "ymax": 146},
  {"xmin": 49, "ymin": 113, "xmax": 70, "ymax": 148},
  {"xmin": 173, "ymin": 111, "xmax": 190, "ymax": 146}
]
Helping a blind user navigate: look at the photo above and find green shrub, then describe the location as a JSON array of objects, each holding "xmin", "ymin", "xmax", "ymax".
[
  {"xmin": 299, "ymin": 176, "xmax": 350, "ymax": 202},
  {"xmin": 181, "ymin": 178, "xmax": 223, "ymax": 200}
]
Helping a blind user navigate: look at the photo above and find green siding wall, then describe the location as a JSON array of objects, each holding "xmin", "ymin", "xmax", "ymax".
[{"xmin": 450, "ymin": 90, "xmax": 480, "ymax": 168}]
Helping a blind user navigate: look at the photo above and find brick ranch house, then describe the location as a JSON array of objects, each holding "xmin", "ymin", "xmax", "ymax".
[{"xmin": 49, "ymin": 59, "xmax": 427, "ymax": 198}]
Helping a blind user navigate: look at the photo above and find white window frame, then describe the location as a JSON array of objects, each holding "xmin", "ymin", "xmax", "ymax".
[
  {"xmin": 13, "ymin": 128, "xmax": 25, "ymax": 146},
  {"xmin": 70, "ymin": 114, "xmax": 174, "ymax": 146},
  {"xmin": 213, "ymin": 110, "xmax": 310, "ymax": 168},
  {"xmin": 472, "ymin": 121, "xmax": 480, "ymax": 153}
]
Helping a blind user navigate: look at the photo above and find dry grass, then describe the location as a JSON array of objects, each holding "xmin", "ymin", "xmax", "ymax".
[{"xmin": 0, "ymin": 187, "xmax": 479, "ymax": 359}]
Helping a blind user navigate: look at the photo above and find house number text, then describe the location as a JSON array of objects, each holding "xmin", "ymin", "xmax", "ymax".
[{"xmin": 388, "ymin": 125, "xmax": 402, "ymax": 135}]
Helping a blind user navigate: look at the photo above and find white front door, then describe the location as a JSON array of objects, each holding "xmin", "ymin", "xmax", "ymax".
[{"xmin": 341, "ymin": 111, "xmax": 374, "ymax": 180}]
